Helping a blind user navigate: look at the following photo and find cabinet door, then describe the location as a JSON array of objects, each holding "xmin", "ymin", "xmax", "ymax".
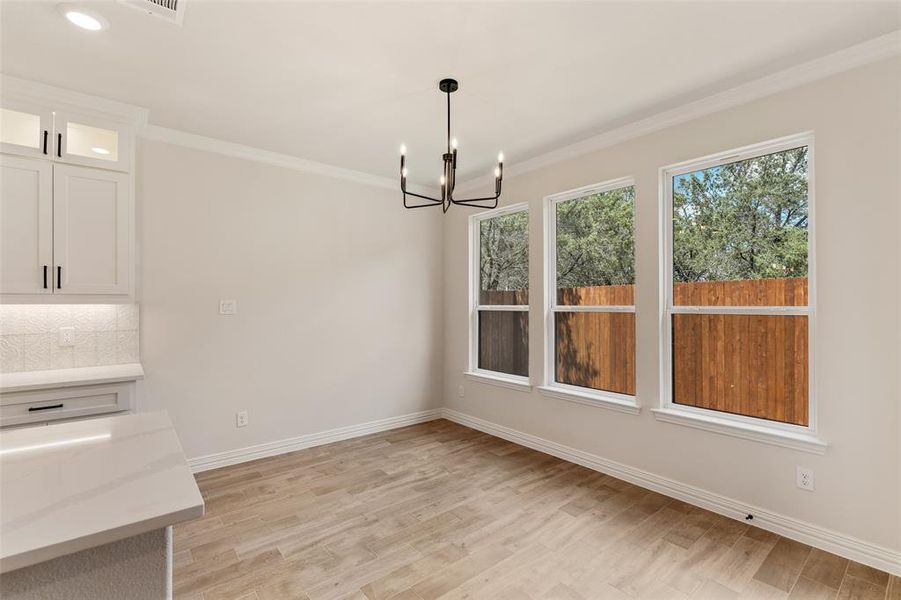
[
  {"xmin": 55, "ymin": 112, "xmax": 132, "ymax": 172},
  {"xmin": 0, "ymin": 103, "xmax": 53, "ymax": 159},
  {"xmin": 53, "ymin": 164, "xmax": 130, "ymax": 295},
  {"xmin": 0, "ymin": 156, "xmax": 53, "ymax": 294}
]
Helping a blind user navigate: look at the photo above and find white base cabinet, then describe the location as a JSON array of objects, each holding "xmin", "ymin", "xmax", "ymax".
[{"xmin": 0, "ymin": 382, "xmax": 133, "ymax": 428}]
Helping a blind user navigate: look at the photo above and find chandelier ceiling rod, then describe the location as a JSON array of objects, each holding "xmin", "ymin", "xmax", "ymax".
[{"xmin": 400, "ymin": 78, "xmax": 504, "ymax": 213}]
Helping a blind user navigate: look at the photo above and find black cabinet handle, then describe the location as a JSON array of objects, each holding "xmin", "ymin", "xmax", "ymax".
[
  {"xmin": 29, "ymin": 404, "xmax": 64, "ymax": 412},
  {"xmin": 57, "ymin": 266, "xmax": 61, "ymax": 289},
  {"xmin": 43, "ymin": 130, "xmax": 48, "ymax": 155},
  {"xmin": 57, "ymin": 133, "xmax": 62, "ymax": 158},
  {"xmin": 43, "ymin": 265, "xmax": 48, "ymax": 289}
]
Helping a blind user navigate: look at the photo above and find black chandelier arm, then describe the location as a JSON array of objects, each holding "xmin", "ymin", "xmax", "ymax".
[
  {"xmin": 402, "ymin": 191, "xmax": 443, "ymax": 209},
  {"xmin": 450, "ymin": 178, "xmax": 502, "ymax": 207},
  {"xmin": 401, "ymin": 173, "xmax": 444, "ymax": 208},
  {"xmin": 451, "ymin": 194, "xmax": 500, "ymax": 209}
]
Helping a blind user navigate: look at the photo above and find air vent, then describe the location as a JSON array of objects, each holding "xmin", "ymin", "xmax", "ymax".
[{"xmin": 118, "ymin": 0, "xmax": 185, "ymax": 25}]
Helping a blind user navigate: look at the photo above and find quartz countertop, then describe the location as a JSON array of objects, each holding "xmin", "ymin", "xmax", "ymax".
[
  {"xmin": 0, "ymin": 411, "xmax": 204, "ymax": 572},
  {"xmin": 0, "ymin": 363, "xmax": 145, "ymax": 394}
]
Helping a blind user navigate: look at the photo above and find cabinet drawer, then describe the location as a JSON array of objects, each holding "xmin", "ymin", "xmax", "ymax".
[{"xmin": 0, "ymin": 382, "xmax": 133, "ymax": 427}]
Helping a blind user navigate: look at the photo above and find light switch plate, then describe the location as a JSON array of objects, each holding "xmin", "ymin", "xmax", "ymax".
[
  {"xmin": 219, "ymin": 300, "xmax": 238, "ymax": 315},
  {"xmin": 58, "ymin": 326, "xmax": 75, "ymax": 347}
]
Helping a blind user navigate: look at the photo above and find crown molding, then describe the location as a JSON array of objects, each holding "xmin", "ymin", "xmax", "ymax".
[
  {"xmin": 0, "ymin": 74, "xmax": 149, "ymax": 126},
  {"xmin": 457, "ymin": 29, "xmax": 901, "ymax": 193},
  {"xmin": 138, "ymin": 124, "xmax": 435, "ymax": 195}
]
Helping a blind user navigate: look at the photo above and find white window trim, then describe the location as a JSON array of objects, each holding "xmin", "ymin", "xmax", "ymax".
[
  {"xmin": 542, "ymin": 176, "xmax": 640, "ymax": 414},
  {"xmin": 469, "ymin": 202, "xmax": 531, "ymax": 387},
  {"xmin": 657, "ymin": 132, "xmax": 825, "ymax": 453},
  {"xmin": 464, "ymin": 370, "xmax": 532, "ymax": 392},
  {"xmin": 537, "ymin": 384, "xmax": 639, "ymax": 415}
]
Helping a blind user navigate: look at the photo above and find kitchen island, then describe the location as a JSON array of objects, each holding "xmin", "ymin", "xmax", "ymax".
[{"xmin": 0, "ymin": 411, "xmax": 204, "ymax": 599}]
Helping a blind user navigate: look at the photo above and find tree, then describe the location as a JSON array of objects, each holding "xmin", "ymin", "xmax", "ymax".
[
  {"xmin": 480, "ymin": 211, "xmax": 529, "ymax": 292},
  {"xmin": 673, "ymin": 147, "xmax": 808, "ymax": 282},
  {"xmin": 478, "ymin": 145, "xmax": 808, "ymax": 296},
  {"xmin": 556, "ymin": 187, "xmax": 634, "ymax": 288}
]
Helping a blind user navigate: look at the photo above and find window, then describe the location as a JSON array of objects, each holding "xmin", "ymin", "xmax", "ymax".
[
  {"xmin": 543, "ymin": 178, "xmax": 637, "ymax": 410},
  {"xmin": 469, "ymin": 204, "xmax": 529, "ymax": 383},
  {"xmin": 662, "ymin": 135, "xmax": 814, "ymax": 432}
]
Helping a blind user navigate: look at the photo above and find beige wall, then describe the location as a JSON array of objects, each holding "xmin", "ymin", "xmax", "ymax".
[
  {"xmin": 442, "ymin": 57, "xmax": 901, "ymax": 551},
  {"xmin": 137, "ymin": 140, "xmax": 444, "ymax": 460}
]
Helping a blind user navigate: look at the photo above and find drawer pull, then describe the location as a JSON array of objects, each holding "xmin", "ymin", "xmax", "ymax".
[{"xmin": 28, "ymin": 404, "xmax": 64, "ymax": 412}]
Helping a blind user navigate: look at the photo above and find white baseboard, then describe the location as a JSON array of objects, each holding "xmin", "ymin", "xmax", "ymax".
[
  {"xmin": 440, "ymin": 408, "xmax": 901, "ymax": 577},
  {"xmin": 187, "ymin": 409, "xmax": 443, "ymax": 473}
]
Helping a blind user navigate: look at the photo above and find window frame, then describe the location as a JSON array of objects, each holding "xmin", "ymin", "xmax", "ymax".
[
  {"xmin": 467, "ymin": 202, "xmax": 531, "ymax": 389},
  {"xmin": 656, "ymin": 132, "xmax": 824, "ymax": 452},
  {"xmin": 541, "ymin": 177, "xmax": 640, "ymax": 414}
]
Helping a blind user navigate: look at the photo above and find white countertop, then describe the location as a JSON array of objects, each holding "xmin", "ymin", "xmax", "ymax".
[
  {"xmin": 0, "ymin": 363, "xmax": 145, "ymax": 394},
  {"xmin": 0, "ymin": 411, "xmax": 204, "ymax": 572}
]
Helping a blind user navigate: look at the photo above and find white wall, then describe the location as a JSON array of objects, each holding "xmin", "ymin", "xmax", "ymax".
[
  {"xmin": 442, "ymin": 57, "xmax": 901, "ymax": 553},
  {"xmin": 136, "ymin": 140, "xmax": 444, "ymax": 460}
]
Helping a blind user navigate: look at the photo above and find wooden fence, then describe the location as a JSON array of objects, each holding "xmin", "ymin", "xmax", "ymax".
[{"xmin": 480, "ymin": 277, "xmax": 809, "ymax": 425}]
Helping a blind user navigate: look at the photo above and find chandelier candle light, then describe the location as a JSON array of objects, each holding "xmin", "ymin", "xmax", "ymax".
[{"xmin": 400, "ymin": 78, "xmax": 504, "ymax": 213}]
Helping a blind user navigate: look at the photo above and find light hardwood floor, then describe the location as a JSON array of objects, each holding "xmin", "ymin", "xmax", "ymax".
[{"xmin": 174, "ymin": 420, "xmax": 898, "ymax": 600}]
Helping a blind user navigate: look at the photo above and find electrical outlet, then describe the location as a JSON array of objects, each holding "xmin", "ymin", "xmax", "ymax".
[
  {"xmin": 236, "ymin": 411, "xmax": 249, "ymax": 428},
  {"xmin": 219, "ymin": 300, "xmax": 238, "ymax": 315},
  {"xmin": 58, "ymin": 326, "xmax": 75, "ymax": 347},
  {"xmin": 458, "ymin": 385, "xmax": 465, "ymax": 398},
  {"xmin": 796, "ymin": 466, "xmax": 814, "ymax": 491}
]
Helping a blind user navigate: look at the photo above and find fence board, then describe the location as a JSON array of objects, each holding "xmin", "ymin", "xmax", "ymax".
[{"xmin": 480, "ymin": 277, "xmax": 809, "ymax": 425}]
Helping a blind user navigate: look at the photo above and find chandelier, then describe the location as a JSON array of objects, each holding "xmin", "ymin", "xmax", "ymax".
[{"xmin": 400, "ymin": 78, "xmax": 504, "ymax": 213}]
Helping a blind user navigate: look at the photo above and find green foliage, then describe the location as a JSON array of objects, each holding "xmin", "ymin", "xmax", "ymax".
[
  {"xmin": 480, "ymin": 211, "xmax": 529, "ymax": 291},
  {"xmin": 556, "ymin": 187, "xmax": 635, "ymax": 288},
  {"xmin": 478, "ymin": 147, "xmax": 809, "ymax": 295},
  {"xmin": 673, "ymin": 147, "xmax": 808, "ymax": 282}
]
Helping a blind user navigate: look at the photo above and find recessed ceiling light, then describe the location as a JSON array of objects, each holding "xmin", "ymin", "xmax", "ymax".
[
  {"xmin": 91, "ymin": 147, "xmax": 110, "ymax": 155},
  {"xmin": 58, "ymin": 4, "xmax": 108, "ymax": 31}
]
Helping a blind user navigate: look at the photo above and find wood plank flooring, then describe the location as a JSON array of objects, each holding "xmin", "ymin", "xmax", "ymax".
[{"xmin": 174, "ymin": 420, "xmax": 898, "ymax": 600}]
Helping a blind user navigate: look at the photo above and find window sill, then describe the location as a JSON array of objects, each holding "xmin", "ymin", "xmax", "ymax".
[
  {"xmin": 537, "ymin": 385, "xmax": 640, "ymax": 415},
  {"xmin": 651, "ymin": 408, "xmax": 827, "ymax": 455},
  {"xmin": 464, "ymin": 371, "xmax": 532, "ymax": 393}
]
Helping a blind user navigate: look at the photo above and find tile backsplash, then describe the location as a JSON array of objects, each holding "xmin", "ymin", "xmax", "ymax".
[{"xmin": 0, "ymin": 305, "xmax": 140, "ymax": 373}]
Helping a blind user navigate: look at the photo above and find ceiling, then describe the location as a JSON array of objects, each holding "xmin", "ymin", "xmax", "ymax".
[{"xmin": 1, "ymin": 1, "xmax": 898, "ymax": 185}]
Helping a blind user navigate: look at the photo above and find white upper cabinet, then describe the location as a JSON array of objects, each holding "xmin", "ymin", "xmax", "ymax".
[
  {"xmin": 53, "ymin": 164, "xmax": 130, "ymax": 295},
  {"xmin": 0, "ymin": 156, "xmax": 53, "ymax": 294},
  {"xmin": 0, "ymin": 103, "xmax": 53, "ymax": 159},
  {"xmin": 55, "ymin": 112, "xmax": 132, "ymax": 172},
  {"xmin": 0, "ymin": 76, "xmax": 142, "ymax": 302}
]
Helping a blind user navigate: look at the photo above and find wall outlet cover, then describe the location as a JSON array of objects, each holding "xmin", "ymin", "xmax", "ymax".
[
  {"xmin": 219, "ymin": 300, "xmax": 238, "ymax": 315},
  {"xmin": 58, "ymin": 326, "xmax": 75, "ymax": 347},
  {"xmin": 236, "ymin": 410, "xmax": 249, "ymax": 428},
  {"xmin": 796, "ymin": 466, "xmax": 814, "ymax": 491}
]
